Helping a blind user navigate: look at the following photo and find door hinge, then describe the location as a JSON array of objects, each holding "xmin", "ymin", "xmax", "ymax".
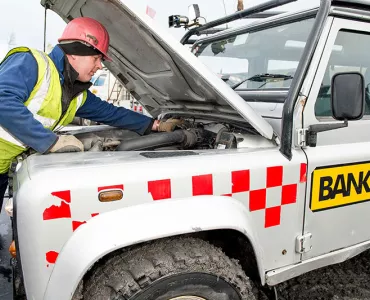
[
  {"xmin": 297, "ymin": 128, "xmax": 319, "ymax": 147},
  {"xmin": 295, "ymin": 233, "xmax": 312, "ymax": 254},
  {"xmin": 297, "ymin": 128, "xmax": 307, "ymax": 147}
]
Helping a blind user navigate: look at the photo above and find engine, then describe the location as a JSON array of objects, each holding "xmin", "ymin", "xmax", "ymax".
[{"xmin": 71, "ymin": 119, "xmax": 273, "ymax": 152}]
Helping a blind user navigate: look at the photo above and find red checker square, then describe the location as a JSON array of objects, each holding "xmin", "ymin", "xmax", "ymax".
[
  {"xmin": 281, "ymin": 184, "xmax": 297, "ymax": 205},
  {"xmin": 51, "ymin": 190, "xmax": 71, "ymax": 203},
  {"xmin": 265, "ymin": 206, "xmax": 281, "ymax": 228},
  {"xmin": 249, "ymin": 189, "xmax": 266, "ymax": 211},
  {"xmin": 232, "ymin": 170, "xmax": 250, "ymax": 193},
  {"xmin": 46, "ymin": 251, "xmax": 59, "ymax": 264},
  {"xmin": 300, "ymin": 163, "xmax": 307, "ymax": 183},
  {"xmin": 72, "ymin": 220, "xmax": 87, "ymax": 232},
  {"xmin": 43, "ymin": 201, "xmax": 71, "ymax": 221},
  {"xmin": 98, "ymin": 185, "xmax": 124, "ymax": 192},
  {"xmin": 192, "ymin": 174, "xmax": 213, "ymax": 196},
  {"xmin": 266, "ymin": 166, "xmax": 283, "ymax": 188},
  {"xmin": 148, "ymin": 179, "xmax": 171, "ymax": 200}
]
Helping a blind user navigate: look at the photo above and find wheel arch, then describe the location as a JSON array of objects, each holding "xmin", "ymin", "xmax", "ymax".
[{"xmin": 43, "ymin": 196, "xmax": 265, "ymax": 300}]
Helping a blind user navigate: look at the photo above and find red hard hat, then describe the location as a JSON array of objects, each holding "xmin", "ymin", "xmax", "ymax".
[{"xmin": 58, "ymin": 17, "xmax": 112, "ymax": 61}]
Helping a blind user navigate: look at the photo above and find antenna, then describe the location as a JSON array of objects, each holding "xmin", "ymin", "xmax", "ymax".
[
  {"xmin": 222, "ymin": 0, "xmax": 228, "ymax": 28},
  {"xmin": 43, "ymin": 3, "xmax": 50, "ymax": 52},
  {"xmin": 7, "ymin": 32, "xmax": 16, "ymax": 50}
]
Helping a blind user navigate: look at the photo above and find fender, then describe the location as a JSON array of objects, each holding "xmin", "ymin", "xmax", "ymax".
[{"xmin": 44, "ymin": 195, "xmax": 264, "ymax": 300}]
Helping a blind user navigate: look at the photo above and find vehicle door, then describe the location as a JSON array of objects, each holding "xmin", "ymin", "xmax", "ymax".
[{"xmin": 302, "ymin": 17, "xmax": 370, "ymax": 260}]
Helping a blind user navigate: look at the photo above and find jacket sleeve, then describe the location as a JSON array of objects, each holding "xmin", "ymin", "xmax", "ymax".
[
  {"xmin": 0, "ymin": 52, "xmax": 58, "ymax": 153},
  {"xmin": 76, "ymin": 90, "xmax": 154, "ymax": 135}
]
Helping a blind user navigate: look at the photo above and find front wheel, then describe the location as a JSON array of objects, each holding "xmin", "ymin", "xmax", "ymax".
[{"xmin": 77, "ymin": 237, "xmax": 258, "ymax": 300}]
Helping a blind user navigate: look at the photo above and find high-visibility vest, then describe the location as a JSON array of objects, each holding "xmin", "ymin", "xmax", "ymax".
[{"xmin": 0, "ymin": 47, "xmax": 87, "ymax": 174}]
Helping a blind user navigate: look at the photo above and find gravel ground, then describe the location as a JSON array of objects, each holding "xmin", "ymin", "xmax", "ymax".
[
  {"xmin": 0, "ymin": 200, "xmax": 13, "ymax": 300},
  {"xmin": 275, "ymin": 251, "xmax": 370, "ymax": 300}
]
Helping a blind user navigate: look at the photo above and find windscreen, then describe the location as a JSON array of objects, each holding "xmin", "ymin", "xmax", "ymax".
[{"xmin": 193, "ymin": 17, "xmax": 315, "ymax": 90}]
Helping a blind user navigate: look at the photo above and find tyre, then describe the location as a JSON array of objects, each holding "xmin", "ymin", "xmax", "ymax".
[{"xmin": 77, "ymin": 237, "xmax": 258, "ymax": 300}]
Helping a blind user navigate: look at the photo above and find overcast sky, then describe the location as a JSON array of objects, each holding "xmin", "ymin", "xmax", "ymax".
[{"xmin": 0, "ymin": 0, "xmax": 319, "ymax": 58}]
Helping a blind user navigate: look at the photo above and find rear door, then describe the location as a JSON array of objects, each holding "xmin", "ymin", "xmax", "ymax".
[{"xmin": 302, "ymin": 17, "xmax": 370, "ymax": 259}]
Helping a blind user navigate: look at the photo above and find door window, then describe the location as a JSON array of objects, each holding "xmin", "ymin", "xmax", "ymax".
[{"xmin": 315, "ymin": 30, "xmax": 370, "ymax": 118}]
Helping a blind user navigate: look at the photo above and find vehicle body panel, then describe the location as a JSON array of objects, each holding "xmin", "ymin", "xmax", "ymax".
[
  {"xmin": 302, "ymin": 16, "xmax": 370, "ymax": 259},
  {"xmin": 15, "ymin": 147, "xmax": 306, "ymax": 299},
  {"xmin": 44, "ymin": 196, "xmax": 259, "ymax": 299},
  {"xmin": 266, "ymin": 238, "xmax": 370, "ymax": 285}
]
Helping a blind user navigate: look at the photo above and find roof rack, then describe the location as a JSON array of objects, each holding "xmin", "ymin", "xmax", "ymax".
[{"xmin": 179, "ymin": 0, "xmax": 297, "ymax": 45}]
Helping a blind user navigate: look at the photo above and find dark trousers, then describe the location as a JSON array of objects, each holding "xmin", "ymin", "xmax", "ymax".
[{"xmin": 0, "ymin": 173, "xmax": 8, "ymax": 212}]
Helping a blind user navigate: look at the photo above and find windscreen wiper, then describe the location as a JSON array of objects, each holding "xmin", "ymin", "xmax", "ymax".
[{"xmin": 231, "ymin": 73, "xmax": 293, "ymax": 90}]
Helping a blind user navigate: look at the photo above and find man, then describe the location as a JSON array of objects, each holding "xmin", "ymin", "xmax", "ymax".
[{"xmin": 0, "ymin": 17, "xmax": 181, "ymax": 212}]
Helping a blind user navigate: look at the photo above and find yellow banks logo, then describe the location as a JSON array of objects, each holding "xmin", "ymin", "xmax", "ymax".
[{"xmin": 310, "ymin": 162, "xmax": 370, "ymax": 211}]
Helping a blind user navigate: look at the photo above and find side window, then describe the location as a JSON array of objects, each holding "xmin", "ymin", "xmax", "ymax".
[
  {"xmin": 315, "ymin": 30, "xmax": 370, "ymax": 118},
  {"xmin": 93, "ymin": 74, "xmax": 107, "ymax": 86}
]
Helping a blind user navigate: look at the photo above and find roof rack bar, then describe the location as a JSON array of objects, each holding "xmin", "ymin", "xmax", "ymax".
[
  {"xmin": 244, "ymin": 11, "xmax": 288, "ymax": 19},
  {"xmin": 183, "ymin": 28, "xmax": 227, "ymax": 45},
  {"xmin": 180, "ymin": 0, "xmax": 297, "ymax": 44}
]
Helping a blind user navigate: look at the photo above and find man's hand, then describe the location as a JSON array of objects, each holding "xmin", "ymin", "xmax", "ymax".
[
  {"xmin": 48, "ymin": 135, "xmax": 84, "ymax": 153},
  {"xmin": 155, "ymin": 119, "xmax": 184, "ymax": 132}
]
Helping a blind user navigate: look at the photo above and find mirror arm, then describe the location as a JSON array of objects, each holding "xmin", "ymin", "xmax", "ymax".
[{"xmin": 306, "ymin": 119, "xmax": 348, "ymax": 147}]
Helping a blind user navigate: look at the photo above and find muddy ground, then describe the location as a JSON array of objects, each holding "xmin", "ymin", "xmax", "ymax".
[
  {"xmin": 275, "ymin": 251, "xmax": 370, "ymax": 300},
  {"xmin": 0, "ymin": 201, "xmax": 12, "ymax": 300}
]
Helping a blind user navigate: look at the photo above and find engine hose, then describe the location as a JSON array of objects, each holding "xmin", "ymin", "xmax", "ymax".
[{"xmin": 116, "ymin": 129, "xmax": 198, "ymax": 151}]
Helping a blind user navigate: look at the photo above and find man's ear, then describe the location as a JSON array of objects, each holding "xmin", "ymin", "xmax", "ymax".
[{"xmin": 66, "ymin": 54, "xmax": 77, "ymax": 61}]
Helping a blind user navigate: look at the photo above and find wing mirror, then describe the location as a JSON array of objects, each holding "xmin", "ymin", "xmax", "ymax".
[
  {"xmin": 305, "ymin": 72, "xmax": 365, "ymax": 147},
  {"xmin": 331, "ymin": 72, "xmax": 365, "ymax": 120}
]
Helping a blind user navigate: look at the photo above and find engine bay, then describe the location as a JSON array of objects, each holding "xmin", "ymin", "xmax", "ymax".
[{"xmin": 70, "ymin": 118, "xmax": 276, "ymax": 152}]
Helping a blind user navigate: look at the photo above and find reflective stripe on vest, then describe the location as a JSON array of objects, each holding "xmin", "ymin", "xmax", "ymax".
[
  {"xmin": 0, "ymin": 128, "xmax": 24, "ymax": 148},
  {"xmin": 76, "ymin": 93, "xmax": 84, "ymax": 108},
  {"xmin": 26, "ymin": 50, "xmax": 55, "ymax": 126},
  {"xmin": 0, "ymin": 47, "xmax": 88, "ymax": 173}
]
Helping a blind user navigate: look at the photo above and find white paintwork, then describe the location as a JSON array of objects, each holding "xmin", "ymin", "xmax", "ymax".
[
  {"xmin": 266, "ymin": 238, "xmax": 370, "ymax": 285},
  {"xmin": 302, "ymin": 17, "xmax": 370, "ymax": 260},
  {"xmin": 15, "ymin": 147, "xmax": 306, "ymax": 299},
  {"xmin": 44, "ymin": 196, "xmax": 261, "ymax": 299}
]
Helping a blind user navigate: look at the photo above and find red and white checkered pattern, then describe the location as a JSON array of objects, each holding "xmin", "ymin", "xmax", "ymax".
[
  {"xmin": 42, "ymin": 163, "xmax": 307, "ymax": 265},
  {"xmin": 146, "ymin": 163, "xmax": 306, "ymax": 228}
]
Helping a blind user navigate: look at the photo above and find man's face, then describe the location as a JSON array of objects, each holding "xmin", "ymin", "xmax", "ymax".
[{"xmin": 68, "ymin": 54, "xmax": 103, "ymax": 82}]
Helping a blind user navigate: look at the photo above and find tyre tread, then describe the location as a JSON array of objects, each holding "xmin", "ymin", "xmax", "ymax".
[{"xmin": 80, "ymin": 237, "xmax": 257, "ymax": 300}]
